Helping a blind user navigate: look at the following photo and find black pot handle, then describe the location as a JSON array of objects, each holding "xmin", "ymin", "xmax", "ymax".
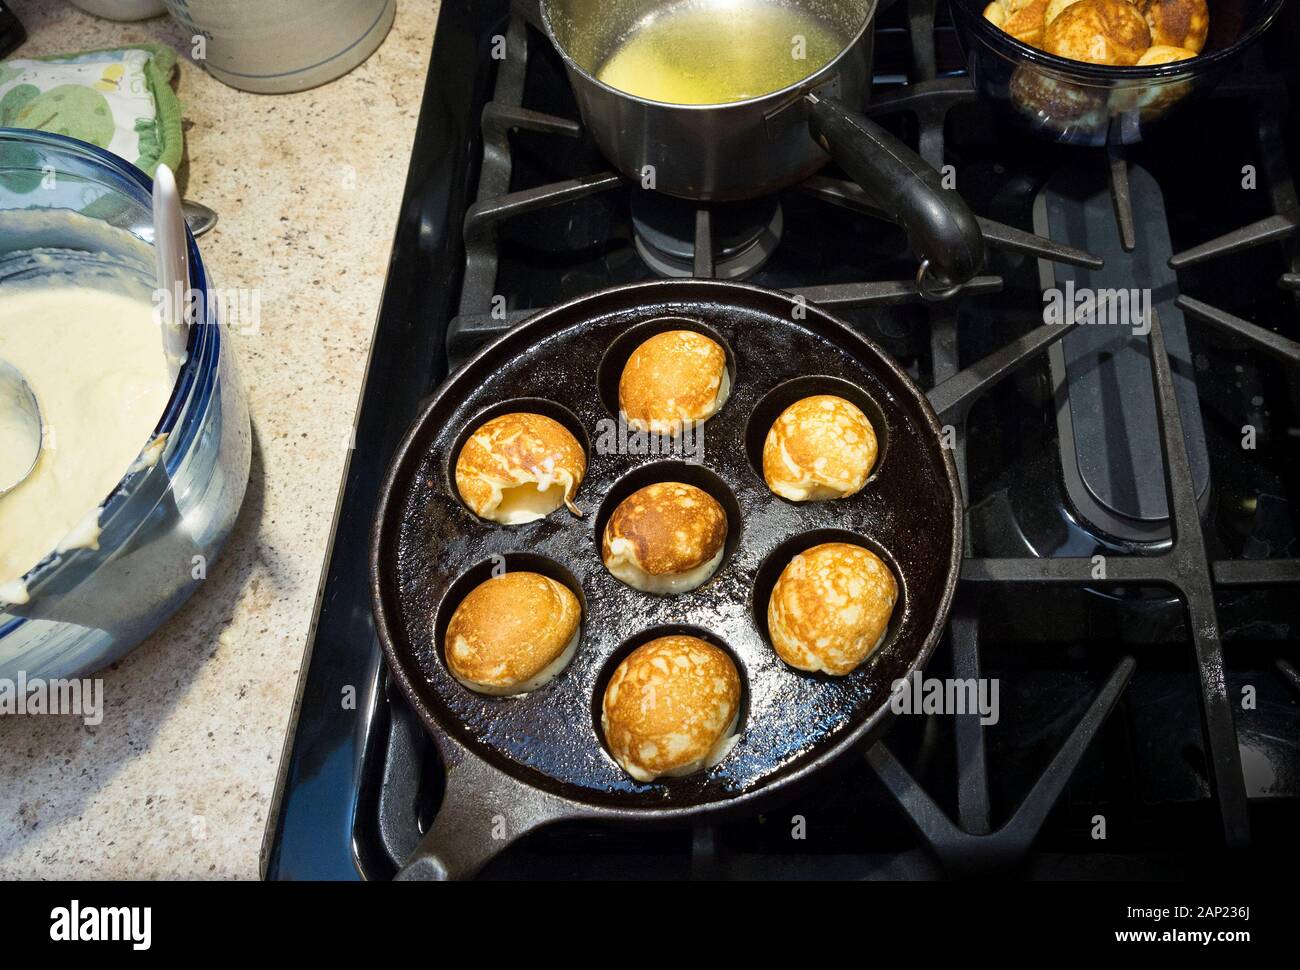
[
  {"xmin": 510, "ymin": 0, "xmax": 546, "ymax": 30},
  {"xmin": 394, "ymin": 747, "xmax": 576, "ymax": 880},
  {"xmin": 805, "ymin": 92, "xmax": 985, "ymax": 288}
]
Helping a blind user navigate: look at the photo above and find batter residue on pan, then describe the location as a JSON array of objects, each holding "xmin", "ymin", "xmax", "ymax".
[{"xmin": 596, "ymin": 2, "xmax": 845, "ymax": 105}]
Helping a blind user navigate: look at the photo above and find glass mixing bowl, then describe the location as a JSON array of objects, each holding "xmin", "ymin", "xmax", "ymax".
[{"xmin": 0, "ymin": 129, "xmax": 251, "ymax": 679}]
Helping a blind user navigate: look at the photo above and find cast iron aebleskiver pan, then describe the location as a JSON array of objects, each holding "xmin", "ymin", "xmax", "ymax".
[{"xmin": 370, "ymin": 279, "xmax": 962, "ymax": 880}]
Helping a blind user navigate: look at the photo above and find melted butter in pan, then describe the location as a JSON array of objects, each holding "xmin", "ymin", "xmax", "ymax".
[{"xmin": 596, "ymin": 2, "xmax": 846, "ymax": 105}]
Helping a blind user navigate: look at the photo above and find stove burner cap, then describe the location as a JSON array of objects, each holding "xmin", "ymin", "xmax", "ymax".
[{"xmin": 630, "ymin": 190, "xmax": 783, "ymax": 280}]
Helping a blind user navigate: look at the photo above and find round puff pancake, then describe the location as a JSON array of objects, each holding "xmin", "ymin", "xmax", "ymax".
[
  {"xmin": 1140, "ymin": 0, "xmax": 1208, "ymax": 53},
  {"xmin": 602, "ymin": 482, "xmax": 728, "ymax": 595},
  {"xmin": 1043, "ymin": 0, "xmax": 1151, "ymax": 65},
  {"xmin": 1010, "ymin": 65, "xmax": 1108, "ymax": 132},
  {"xmin": 1135, "ymin": 43, "xmax": 1197, "ymax": 64},
  {"xmin": 454, "ymin": 412, "xmax": 585, "ymax": 524},
  {"xmin": 619, "ymin": 330, "xmax": 731, "ymax": 435},
  {"xmin": 601, "ymin": 635, "xmax": 742, "ymax": 782},
  {"xmin": 982, "ymin": 0, "xmax": 1052, "ymax": 45},
  {"xmin": 767, "ymin": 542, "xmax": 898, "ymax": 676},
  {"xmin": 444, "ymin": 571, "xmax": 582, "ymax": 695},
  {"xmin": 762, "ymin": 394, "xmax": 878, "ymax": 502},
  {"xmin": 1044, "ymin": 0, "xmax": 1086, "ymax": 25}
]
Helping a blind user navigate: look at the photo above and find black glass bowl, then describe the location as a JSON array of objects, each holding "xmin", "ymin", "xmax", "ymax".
[{"xmin": 949, "ymin": 0, "xmax": 1289, "ymax": 145}]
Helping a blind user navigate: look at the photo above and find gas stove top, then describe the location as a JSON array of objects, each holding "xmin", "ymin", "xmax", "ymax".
[{"xmin": 262, "ymin": 0, "xmax": 1300, "ymax": 880}]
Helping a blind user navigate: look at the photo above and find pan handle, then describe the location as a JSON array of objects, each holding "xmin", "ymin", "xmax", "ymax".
[
  {"xmin": 510, "ymin": 0, "xmax": 546, "ymax": 30},
  {"xmin": 394, "ymin": 748, "xmax": 576, "ymax": 880},
  {"xmin": 805, "ymin": 92, "xmax": 985, "ymax": 288}
]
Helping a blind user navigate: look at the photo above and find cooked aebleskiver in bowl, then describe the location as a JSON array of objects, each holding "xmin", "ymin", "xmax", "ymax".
[
  {"xmin": 955, "ymin": 0, "xmax": 1286, "ymax": 147},
  {"xmin": 1043, "ymin": 0, "xmax": 1153, "ymax": 65},
  {"xmin": 444, "ymin": 570, "xmax": 582, "ymax": 695},
  {"xmin": 982, "ymin": 0, "xmax": 1209, "ymax": 65},
  {"xmin": 1135, "ymin": 43, "xmax": 1199, "ymax": 63},
  {"xmin": 454, "ymin": 410, "xmax": 586, "ymax": 524},
  {"xmin": 601, "ymin": 634, "xmax": 742, "ymax": 782},
  {"xmin": 984, "ymin": 0, "xmax": 1052, "ymax": 45}
]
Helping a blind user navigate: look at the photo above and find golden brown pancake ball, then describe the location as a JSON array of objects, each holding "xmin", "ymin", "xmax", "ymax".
[
  {"xmin": 1044, "ymin": 0, "xmax": 1088, "ymax": 25},
  {"xmin": 444, "ymin": 571, "xmax": 581, "ymax": 695},
  {"xmin": 1124, "ymin": 45, "xmax": 1197, "ymax": 117},
  {"xmin": 602, "ymin": 482, "xmax": 728, "ymax": 595},
  {"xmin": 983, "ymin": 0, "xmax": 1053, "ymax": 45},
  {"xmin": 1010, "ymin": 65, "xmax": 1109, "ymax": 133},
  {"xmin": 767, "ymin": 542, "xmax": 898, "ymax": 676},
  {"xmin": 601, "ymin": 635, "xmax": 741, "ymax": 782},
  {"xmin": 1044, "ymin": 0, "xmax": 1152, "ymax": 65},
  {"xmin": 1140, "ymin": 0, "xmax": 1208, "ymax": 52},
  {"xmin": 454, "ymin": 412, "xmax": 585, "ymax": 524},
  {"xmin": 618, "ymin": 330, "xmax": 731, "ymax": 435},
  {"xmin": 762, "ymin": 394, "xmax": 878, "ymax": 502},
  {"xmin": 1135, "ymin": 43, "xmax": 1198, "ymax": 65}
]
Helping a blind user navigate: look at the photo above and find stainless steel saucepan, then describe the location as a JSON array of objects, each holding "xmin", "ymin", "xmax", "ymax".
[{"xmin": 513, "ymin": 0, "xmax": 985, "ymax": 288}]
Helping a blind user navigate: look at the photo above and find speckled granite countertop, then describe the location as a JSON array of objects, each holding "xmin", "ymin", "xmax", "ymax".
[{"xmin": 0, "ymin": 0, "xmax": 438, "ymax": 878}]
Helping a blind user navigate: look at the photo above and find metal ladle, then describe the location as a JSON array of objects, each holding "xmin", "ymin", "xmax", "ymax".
[
  {"xmin": 182, "ymin": 199, "xmax": 218, "ymax": 238},
  {"xmin": 0, "ymin": 356, "xmax": 42, "ymax": 496}
]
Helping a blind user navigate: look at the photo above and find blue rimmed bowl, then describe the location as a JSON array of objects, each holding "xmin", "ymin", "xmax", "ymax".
[{"xmin": 0, "ymin": 129, "xmax": 251, "ymax": 679}]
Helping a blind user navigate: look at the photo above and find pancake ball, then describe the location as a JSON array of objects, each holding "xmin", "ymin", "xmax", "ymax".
[
  {"xmin": 1135, "ymin": 43, "xmax": 1197, "ymax": 64},
  {"xmin": 444, "ymin": 571, "xmax": 581, "ymax": 695},
  {"xmin": 1043, "ymin": 0, "xmax": 1151, "ymax": 65},
  {"xmin": 983, "ymin": 0, "xmax": 1052, "ymax": 46},
  {"xmin": 1010, "ymin": 65, "xmax": 1109, "ymax": 135},
  {"xmin": 767, "ymin": 542, "xmax": 898, "ymax": 676},
  {"xmin": 619, "ymin": 330, "xmax": 731, "ymax": 435},
  {"xmin": 455, "ymin": 412, "xmax": 585, "ymax": 524},
  {"xmin": 602, "ymin": 482, "xmax": 728, "ymax": 595},
  {"xmin": 1110, "ymin": 45, "xmax": 1197, "ymax": 118},
  {"xmin": 1044, "ymin": 0, "xmax": 1088, "ymax": 25},
  {"xmin": 762, "ymin": 394, "xmax": 878, "ymax": 502},
  {"xmin": 1141, "ymin": 0, "xmax": 1208, "ymax": 53},
  {"xmin": 602, "ymin": 635, "xmax": 741, "ymax": 782}
]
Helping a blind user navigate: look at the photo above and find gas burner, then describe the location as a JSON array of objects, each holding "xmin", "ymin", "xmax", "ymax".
[
  {"xmin": 1036, "ymin": 160, "xmax": 1211, "ymax": 548},
  {"xmin": 629, "ymin": 191, "xmax": 784, "ymax": 280}
]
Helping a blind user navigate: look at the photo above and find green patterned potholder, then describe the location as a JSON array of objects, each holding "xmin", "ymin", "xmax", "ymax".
[{"xmin": 0, "ymin": 43, "xmax": 182, "ymax": 176}]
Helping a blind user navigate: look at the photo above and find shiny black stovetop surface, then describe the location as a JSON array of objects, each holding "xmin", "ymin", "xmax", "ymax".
[{"xmin": 263, "ymin": 0, "xmax": 1300, "ymax": 879}]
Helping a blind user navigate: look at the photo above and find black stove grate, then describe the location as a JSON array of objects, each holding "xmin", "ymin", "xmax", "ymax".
[{"xmin": 263, "ymin": 0, "xmax": 1300, "ymax": 881}]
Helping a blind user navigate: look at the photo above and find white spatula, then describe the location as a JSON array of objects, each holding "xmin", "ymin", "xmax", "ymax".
[{"xmin": 152, "ymin": 163, "xmax": 192, "ymax": 373}]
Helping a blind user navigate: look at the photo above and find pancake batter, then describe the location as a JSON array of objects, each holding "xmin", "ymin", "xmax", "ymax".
[{"xmin": 0, "ymin": 285, "xmax": 173, "ymax": 588}]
